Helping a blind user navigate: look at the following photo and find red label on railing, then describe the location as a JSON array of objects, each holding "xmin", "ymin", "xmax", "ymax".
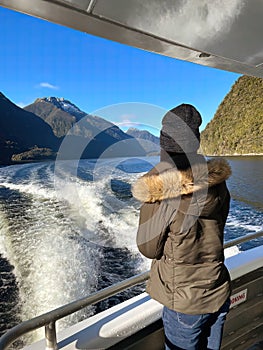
[{"xmin": 230, "ymin": 289, "xmax": 247, "ymax": 308}]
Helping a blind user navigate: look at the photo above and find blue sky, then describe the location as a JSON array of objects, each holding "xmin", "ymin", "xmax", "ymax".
[{"xmin": 0, "ymin": 6, "xmax": 241, "ymax": 133}]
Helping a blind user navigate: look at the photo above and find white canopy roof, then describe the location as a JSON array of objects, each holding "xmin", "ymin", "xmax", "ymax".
[{"xmin": 1, "ymin": 0, "xmax": 263, "ymax": 77}]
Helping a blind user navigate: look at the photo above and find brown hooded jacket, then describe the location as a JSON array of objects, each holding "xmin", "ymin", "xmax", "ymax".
[{"xmin": 132, "ymin": 157, "xmax": 232, "ymax": 314}]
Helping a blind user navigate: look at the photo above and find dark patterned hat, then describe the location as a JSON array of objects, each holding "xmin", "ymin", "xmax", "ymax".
[{"xmin": 160, "ymin": 104, "xmax": 202, "ymax": 154}]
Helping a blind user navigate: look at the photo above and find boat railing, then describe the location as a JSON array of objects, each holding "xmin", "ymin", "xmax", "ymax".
[{"xmin": 0, "ymin": 230, "xmax": 262, "ymax": 350}]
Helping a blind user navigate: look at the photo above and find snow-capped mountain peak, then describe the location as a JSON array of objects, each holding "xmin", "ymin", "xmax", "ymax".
[{"xmin": 39, "ymin": 97, "xmax": 86, "ymax": 121}]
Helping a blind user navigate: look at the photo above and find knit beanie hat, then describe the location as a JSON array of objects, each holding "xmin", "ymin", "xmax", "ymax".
[{"xmin": 160, "ymin": 104, "xmax": 202, "ymax": 154}]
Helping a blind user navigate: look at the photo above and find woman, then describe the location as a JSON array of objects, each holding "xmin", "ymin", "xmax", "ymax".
[{"xmin": 132, "ymin": 104, "xmax": 232, "ymax": 350}]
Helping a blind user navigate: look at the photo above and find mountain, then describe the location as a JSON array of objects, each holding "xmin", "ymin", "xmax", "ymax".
[
  {"xmin": 126, "ymin": 128, "xmax": 160, "ymax": 144},
  {"xmin": 37, "ymin": 97, "xmax": 86, "ymax": 121},
  {"xmin": 126, "ymin": 128, "xmax": 160, "ymax": 155},
  {"xmin": 24, "ymin": 97, "xmax": 86, "ymax": 137},
  {"xmin": 24, "ymin": 97, "xmax": 146, "ymax": 160},
  {"xmin": 0, "ymin": 93, "xmax": 60, "ymax": 164},
  {"xmin": 201, "ymin": 76, "xmax": 263, "ymax": 155}
]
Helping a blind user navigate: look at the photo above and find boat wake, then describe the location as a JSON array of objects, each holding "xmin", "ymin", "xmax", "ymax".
[{"xmin": 0, "ymin": 161, "xmax": 147, "ymax": 343}]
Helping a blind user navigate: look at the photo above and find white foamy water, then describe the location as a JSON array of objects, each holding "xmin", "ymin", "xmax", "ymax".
[
  {"xmin": 226, "ymin": 214, "xmax": 263, "ymax": 233},
  {"xmin": 54, "ymin": 159, "xmax": 141, "ymax": 251},
  {"xmin": 0, "ymin": 160, "xmax": 148, "ymax": 344},
  {"xmin": 0, "ymin": 163, "xmax": 102, "ymax": 340}
]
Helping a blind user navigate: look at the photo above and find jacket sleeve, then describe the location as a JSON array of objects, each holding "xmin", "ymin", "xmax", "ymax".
[{"xmin": 136, "ymin": 199, "xmax": 179, "ymax": 259}]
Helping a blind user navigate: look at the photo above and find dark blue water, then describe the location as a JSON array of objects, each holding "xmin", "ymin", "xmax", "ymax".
[
  {"xmin": 224, "ymin": 156, "xmax": 263, "ymax": 251},
  {"xmin": 0, "ymin": 156, "xmax": 262, "ymax": 346}
]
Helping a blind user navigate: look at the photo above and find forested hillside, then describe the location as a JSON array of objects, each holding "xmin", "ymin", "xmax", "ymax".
[{"xmin": 201, "ymin": 75, "xmax": 263, "ymax": 155}]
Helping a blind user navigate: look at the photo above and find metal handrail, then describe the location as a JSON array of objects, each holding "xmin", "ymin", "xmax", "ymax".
[
  {"xmin": 0, "ymin": 271, "xmax": 150, "ymax": 350},
  {"xmin": 223, "ymin": 230, "xmax": 263, "ymax": 248},
  {"xmin": 0, "ymin": 231, "xmax": 262, "ymax": 350}
]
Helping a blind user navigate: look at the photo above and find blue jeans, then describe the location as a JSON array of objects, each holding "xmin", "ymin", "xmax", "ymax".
[{"xmin": 162, "ymin": 299, "xmax": 230, "ymax": 350}]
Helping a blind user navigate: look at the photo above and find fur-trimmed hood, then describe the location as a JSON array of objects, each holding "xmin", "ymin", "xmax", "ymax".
[{"xmin": 132, "ymin": 158, "xmax": 231, "ymax": 203}]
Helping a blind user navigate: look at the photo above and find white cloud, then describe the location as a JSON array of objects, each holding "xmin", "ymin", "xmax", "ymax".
[
  {"xmin": 115, "ymin": 121, "xmax": 141, "ymax": 127},
  {"xmin": 118, "ymin": 113, "xmax": 138, "ymax": 123},
  {"xmin": 37, "ymin": 82, "xmax": 59, "ymax": 90},
  {"xmin": 17, "ymin": 102, "xmax": 26, "ymax": 108}
]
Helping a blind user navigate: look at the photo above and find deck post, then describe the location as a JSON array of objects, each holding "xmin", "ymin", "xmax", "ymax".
[{"xmin": 45, "ymin": 321, "xmax": 58, "ymax": 350}]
